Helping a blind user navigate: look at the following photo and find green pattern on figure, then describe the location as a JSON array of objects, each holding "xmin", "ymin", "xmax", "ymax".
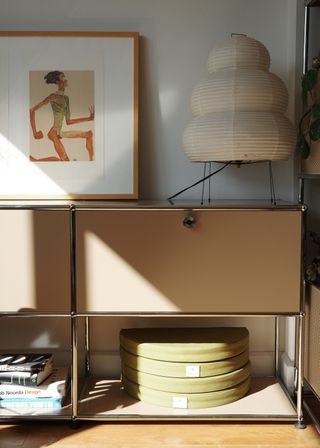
[{"xmin": 50, "ymin": 92, "xmax": 70, "ymax": 136}]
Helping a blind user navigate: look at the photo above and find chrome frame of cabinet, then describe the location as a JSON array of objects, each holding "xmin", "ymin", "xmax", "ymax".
[
  {"xmin": 71, "ymin": 202, "xmax": 305, "ymax": 427},
  {"xmin": 0, "ymin": 202, "xmax": 306, "ymax": 427}
]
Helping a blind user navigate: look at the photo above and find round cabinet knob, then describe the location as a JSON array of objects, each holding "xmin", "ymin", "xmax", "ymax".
[{"xmin": 183, "ymin": 216, "xmax": 195, "ymax": 228}]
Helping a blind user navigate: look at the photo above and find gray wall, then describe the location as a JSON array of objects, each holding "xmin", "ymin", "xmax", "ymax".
[{"xmin": 0, "ymin": 0, "xmax": 299, "ymax": 201}]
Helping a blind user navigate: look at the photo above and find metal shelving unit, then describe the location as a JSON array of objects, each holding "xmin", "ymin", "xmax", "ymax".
[
  {"xmin": 0, "ymin": 201, "xmax": 306, "ymax": 427},
  {"xmin": 71, "ymin": 201, "xmax": 305, "ymax": 427}
]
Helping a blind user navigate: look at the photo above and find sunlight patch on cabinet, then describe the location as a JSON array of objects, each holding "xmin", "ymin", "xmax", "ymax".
[{"xmin": 84, "ymin": 231, "xmax": 180, "ymax": 312}]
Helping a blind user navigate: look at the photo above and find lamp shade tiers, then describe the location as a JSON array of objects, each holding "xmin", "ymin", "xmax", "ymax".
[
  {"xmin": 207, "ymin": 36, "xmax": 270, "ymax": 72},
  {"xmin": 183, "ymin": 35, "xmax": 296, "ymax": 162},
  {"xmin": 183, "ymin": 111, "xmax": 296, "ymax": 162},
  {"xmin": 191, "ymin": 70, "xmax": 289, "ymax": 116}
]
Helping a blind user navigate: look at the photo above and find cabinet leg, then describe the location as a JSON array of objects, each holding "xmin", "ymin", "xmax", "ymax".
[
  {"xmin": 295, "ymin": 418, "xmax": 306, "ymax": 430},
  {"xmin": 70, "ymin": 417, "xmax": 81, "ymax": 429}
]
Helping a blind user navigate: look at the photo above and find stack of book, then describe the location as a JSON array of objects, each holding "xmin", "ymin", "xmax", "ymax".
[{"xmin": 0, "ymin": 354, "xmax": 69, "ymax": 409}]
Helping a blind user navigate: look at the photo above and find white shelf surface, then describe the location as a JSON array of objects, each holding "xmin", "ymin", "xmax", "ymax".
[{"xmin": 77, "ymin": 377, "xmax": 297, "ymax": 420}]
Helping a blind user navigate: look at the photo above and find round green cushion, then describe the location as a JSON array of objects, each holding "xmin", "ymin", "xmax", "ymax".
[
  {"xmin": 120, "ymin": 327, "xmax": 249, "ymax": 362},
  {"xmin": 122, "ymin": 376, "xmax": 251, "ymax": 409},
  {"xmin": 121, "ymin": 362, "xmax": 250, "ymax": 393},
  {"xmin": 120, "ymin": 346, "xmax": 249, "ymax": 378}
]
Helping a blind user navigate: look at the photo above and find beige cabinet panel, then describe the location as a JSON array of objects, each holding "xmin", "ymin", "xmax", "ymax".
[
  {"xmin": 0, "ymin": 210, "xmax": 70, "ymax": 312},
  {"xmin": 77, "ymin": 209, "xmax": 301, "ymax": 313}
]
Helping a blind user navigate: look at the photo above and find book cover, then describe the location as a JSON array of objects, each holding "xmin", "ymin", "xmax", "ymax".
[
  {"xmin": 0, "ymin": 354, "xmax": 53, "ymax": 372},
  {"xmin": 0, "ymin": 361, "xmax": 53, "ymax": 386},
  {"xmin": 0, "ymin": 396, "xmax": 64, "ymax": 408},
  {"xmin": 0, "ymin": 366, "xmax": 69, "ymax": 399}
]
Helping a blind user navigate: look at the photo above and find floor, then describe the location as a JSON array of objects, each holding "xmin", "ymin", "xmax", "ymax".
[{"xmin": 0, "ymin": 419, "xmax": 319, "ymax": 448}]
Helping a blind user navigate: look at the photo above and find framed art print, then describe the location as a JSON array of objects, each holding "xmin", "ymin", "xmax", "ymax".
[{"xmin": 0, "ymin": 31, "xmax": 139, "ymax": 199}]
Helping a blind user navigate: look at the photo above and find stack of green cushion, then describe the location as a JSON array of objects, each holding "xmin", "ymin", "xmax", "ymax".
[{"xmin": 120, "ymin": 327, "xmax": 251, "ymax": 409}]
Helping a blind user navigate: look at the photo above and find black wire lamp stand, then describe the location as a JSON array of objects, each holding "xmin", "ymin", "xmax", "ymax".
[{"xmin": 168, "ymin": 160, "xmax": 277, "ymax": 205}]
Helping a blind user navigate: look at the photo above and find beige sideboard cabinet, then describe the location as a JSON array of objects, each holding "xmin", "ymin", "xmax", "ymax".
[{"xmin": 0, "ymin": 201, "xmax": 305, "ymax": 428}]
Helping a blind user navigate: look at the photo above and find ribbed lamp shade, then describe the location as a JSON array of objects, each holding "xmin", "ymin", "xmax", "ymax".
[
  {"xmin": 191, "ymin": 70, "xmax": 288, "ymax": 115},
  {"xmin": 183, "ymin": 35, "xmax": 296, "ymax": 162},
  {"xmin": 207, "ymin": 36, "xmax": 270, "ymax": 72},
  {"xmin": 184, "ymin": 111, "xmax": 296, "ymax": 162}
]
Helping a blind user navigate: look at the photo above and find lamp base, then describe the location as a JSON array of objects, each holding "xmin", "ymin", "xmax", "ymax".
[{"xmin": 168, "ymin": 160, "xmax": 276, "ymax": 205}]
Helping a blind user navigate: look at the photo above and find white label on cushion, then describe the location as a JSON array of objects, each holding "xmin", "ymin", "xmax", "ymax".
[
  {"xmin": 173, "ymin": 396, "xmax": 188, "ymax": 409},
  {"xmin": 186, "ymin": 365, "xmax": 200, "ymax": 377}
]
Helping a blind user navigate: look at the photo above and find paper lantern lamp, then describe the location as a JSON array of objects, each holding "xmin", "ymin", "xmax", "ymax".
[{"xmin": 183, "ymin": 35, "xmax": 296, "ymax": 162}]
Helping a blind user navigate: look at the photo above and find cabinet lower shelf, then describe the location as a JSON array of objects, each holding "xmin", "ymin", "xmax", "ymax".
[
  {"xmin": 0, "ymin": 377, "xmax": 297, "ymax": 421},
  {"xmin": 77, "ymin": 377, "xmax": 297, "ymax": 421}
]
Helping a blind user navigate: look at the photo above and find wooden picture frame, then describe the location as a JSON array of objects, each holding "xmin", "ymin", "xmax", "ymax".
[{"xmin": 0, "ymin": 31, "xmax": 139, "ymax": 199}]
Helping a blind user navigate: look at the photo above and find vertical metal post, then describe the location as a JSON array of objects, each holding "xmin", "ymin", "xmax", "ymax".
[
  {"xmin": 303, "ymin": 5, "xmax": 310, "ymax": 75},
  {"xmin": 71, "ymin": 314, "xmax": 78, "ymax": 421},
  {"xmin": 70, "ymin": 206, "xmax": 78, "ymax": 421},
  {"xmin": 268, "ymin": 161, "xmax": 276, "ymax": 205},
  {"xmin": 201, "ymin": 162, "xmax": 207, "ymax": 205},
  {"xmin": 295, "ymin": 313, "xmax": 306, "ymax": 429},
  {"xmin": 85, "ymin": 316, "xmax": 90, "ymax": 376},
  {"xmin": 298, "ymin": 177, "xmax": 305, "ymax": 205},
  {"xmin": 208, "ymin": 162, "xmax": 212, "ymax": 203},
  {"xmin": 275, "ymin": 316, "xmax": 280, "ymax": 378},
  {"xmin": 294, "ymin": 205, "xmax": 307, "ymax": 429}
]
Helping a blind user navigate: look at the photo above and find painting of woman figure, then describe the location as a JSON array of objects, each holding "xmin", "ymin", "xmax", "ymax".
[{"xmin": 29, "ymin": 70, "xmax": 95, "ymax": 161}]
